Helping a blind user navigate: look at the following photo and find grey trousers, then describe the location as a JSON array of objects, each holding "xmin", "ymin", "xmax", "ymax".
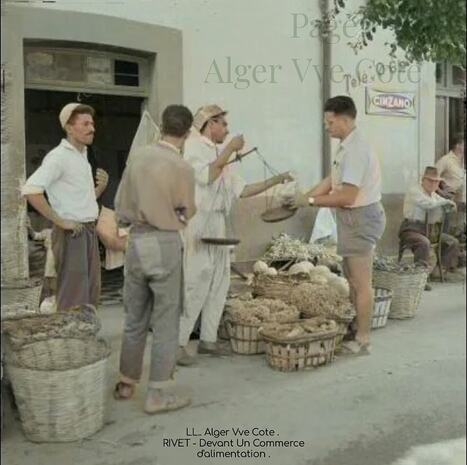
[
  {"xmin": 52, "ymin": 223, "xmax": 101, "ymax": 311},
  {"xmin": 119, "ymin": 225, "xmax": 183, "ymax": 388}
]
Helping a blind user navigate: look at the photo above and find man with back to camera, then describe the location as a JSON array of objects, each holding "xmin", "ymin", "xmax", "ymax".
[
  {"xmin": 113, "ymin": 105, "xmax": 197, "ymax": 414},
  {"xmin": 286, "ymin": 95, "xmax": 386, "ymax": 355},
  {"xmin": 22, "ymin": 103, "xmax": 108, "ymax": 311}
]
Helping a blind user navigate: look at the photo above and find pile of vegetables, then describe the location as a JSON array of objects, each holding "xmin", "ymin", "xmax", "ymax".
[
  {"xmin": 225, "ymin": 297, "xmax": 299, "ymax": 326},
  {"xmin": 373, "ymin": 256, "xmax": 429, "ymax": 273},
  {"xmin": 260, "ymin": 317, "xmax": 338, "ymax": 341},
  {"xmin": 253, "ymin": 260, "xmax": 349, "ymax": 297},
  {"xmin": 262, "ymin": 233, "xmax": 341, "ymax": 267},
  {"xmin": 290, "ymin": 283, "xmax": 354, "ymax": 318}
]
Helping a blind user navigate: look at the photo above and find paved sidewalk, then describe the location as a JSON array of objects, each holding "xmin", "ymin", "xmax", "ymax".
[{"xmin": 2, "ymin": 281, "xmax": 465, "ymax": 465}]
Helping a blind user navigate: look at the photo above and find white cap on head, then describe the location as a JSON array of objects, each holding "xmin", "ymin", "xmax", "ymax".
[
  {"xmin": 193, "ymin": 104, "xmax": 227, "ymax": 132},
  {"xmin": 59, "ymin": 103, "xmax": 81, "ymax": 129}
]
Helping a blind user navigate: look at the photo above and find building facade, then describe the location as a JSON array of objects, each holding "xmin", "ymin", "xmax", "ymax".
[{"xmin": 2, "ymin": 0, "xmax": 460, "ymax": 276}]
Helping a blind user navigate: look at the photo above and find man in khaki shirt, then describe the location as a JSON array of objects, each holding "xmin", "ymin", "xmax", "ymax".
[{"xmin": 113, "ymin": 105, "xmax": 197, "ymax": 415}]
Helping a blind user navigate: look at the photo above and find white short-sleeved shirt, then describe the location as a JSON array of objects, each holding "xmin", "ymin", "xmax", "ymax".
[
  {"xmin": 331, "ymin": 129, "xmax": 382, "ymax": 208},
  {"xmin": 21, "ymin": 139, "xmax": 98, "ymax": 222},
  {"xmin": 183, "ymin": 131, "xmax": 246, "ymax": 213}
]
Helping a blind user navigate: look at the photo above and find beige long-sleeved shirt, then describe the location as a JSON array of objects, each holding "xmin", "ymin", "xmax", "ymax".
[
  {"xmin": 436, "ymin": 151, "xmax": 465, "ymax": 191},
  {"xmin": 436, "ymin": 151, "xmax": 465, "ymax": 201},
  {"xmin": 115, "ymin": 141, "xmax": 196, "ymax": 231}
]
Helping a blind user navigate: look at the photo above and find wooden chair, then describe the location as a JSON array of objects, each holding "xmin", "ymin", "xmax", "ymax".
[{"xmin": 398, "ymin": 210, "xmax": 445, "ymax": 283}]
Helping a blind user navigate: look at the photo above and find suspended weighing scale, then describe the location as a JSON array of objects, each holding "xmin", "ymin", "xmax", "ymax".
[{"xmin": 200, "ymin": 146, "xmax": 296, "ymax": 246}]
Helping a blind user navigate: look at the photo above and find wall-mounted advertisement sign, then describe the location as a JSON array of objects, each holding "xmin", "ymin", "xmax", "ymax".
[{"xmin": 365, "ymin": 88, "xmax": 417, "ymax": 118}]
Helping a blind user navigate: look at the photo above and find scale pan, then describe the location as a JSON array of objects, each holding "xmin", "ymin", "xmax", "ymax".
[
  {"xmin": 201, "ymin": 237, "xmax": 241, "ymax": 246},
  {"xmin": 261, "ymin": 206, "xmax": 297, "ymax": 223}
]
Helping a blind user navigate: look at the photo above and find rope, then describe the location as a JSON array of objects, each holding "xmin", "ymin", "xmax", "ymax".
[{"xmin": 255, "ymin": 148, "xmax": 282, "ymax": 211}]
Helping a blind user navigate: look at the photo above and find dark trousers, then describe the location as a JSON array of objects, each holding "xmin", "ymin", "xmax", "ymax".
[
  {"xmin": 52, "ymin": 223, "xmax": 101, "ymax": 311},
  {"xmin": 399, "ymin": 220, "xmax": 460, "ymax": 270}
]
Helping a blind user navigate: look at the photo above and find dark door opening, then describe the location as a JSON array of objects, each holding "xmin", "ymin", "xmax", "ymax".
[{"xmin": 25, "ymin": 89, "xmax": 144, "ymax": 227}]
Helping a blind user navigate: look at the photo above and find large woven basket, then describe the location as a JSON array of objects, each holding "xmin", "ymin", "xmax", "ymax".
[
  {"xmin": 373, "ymin": 269, "xmax": 428, "ymax": 319},
  {"xmin": 372, "ymin": 287, "xmax": 393, "ymax": 329},
  {"xmin": 259, "ymin": 320, "xmax": 338, "ymax": 372},
  {"xmin": 6, "ymin": 338, "xmax": 110, "ymax": 443},
  {"xmin": 225, "ymin": 320, "xmax": 265, "ymax": 354},
  {"xmin": 1, "ymin": 278, "xmax": 43, "ymax": 310}
]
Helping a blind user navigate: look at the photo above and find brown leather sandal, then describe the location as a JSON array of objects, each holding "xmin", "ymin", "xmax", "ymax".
[{"xmin": 113, "ymin": 382, "xmax": 135, "ymax": 400}]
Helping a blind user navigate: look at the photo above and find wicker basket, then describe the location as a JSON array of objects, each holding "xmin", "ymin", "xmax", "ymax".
[
  {"xmin": 225, "ymin": 319, "xmax": 265, "ymax": 355},
  {"xmin": 372, "ymin": 287, "xmax": 393, "ymax": 329},
  {"xmin": 299, "ymin": 309, "xmax": 355, "ymax": 351},
  {"xmin": 1, "ymin": 278, "xmax": 43, "ymax": 310},
  {"xmin": 6, "ymin": 338, "xmax": 110, "ymax": 443},
  {"xmin": 259, "ymin": 320, "xmax": 338, "ymax": 372},
  {"xmin": 251, "ymin": 274, "xmax": 306, "ymax": 303},
  {"xmin": 373, "ymin": 269, "xmax": 428, "ymax": 319},
  {"xmin": 332, "ymin": 313, "xmax": 355, "ymax": 349}
]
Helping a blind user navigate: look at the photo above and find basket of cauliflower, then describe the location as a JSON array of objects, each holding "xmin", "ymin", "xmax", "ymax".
[
  {"xmin": 224, "ymin": 296, "xmax": 299, "ymax": 355},
  {"xmin": 252, "ymin": 260, "xmax": 349, "ymax": 300}
]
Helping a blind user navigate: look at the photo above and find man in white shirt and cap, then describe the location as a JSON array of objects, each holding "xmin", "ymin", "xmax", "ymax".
[
  {"xmin": 178, "ymin": 105, "xmax": 292, "ymax": 364},
  {"xmin": 286, "ymin": 96, "xmax": 386, "ymax": 356},
  {"xmin": 22, "ymin": 103, "xmax": 108, "ymax": 311}
]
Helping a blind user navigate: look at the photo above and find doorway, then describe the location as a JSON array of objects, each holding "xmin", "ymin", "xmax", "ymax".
[
  {"xmin": 25, "ymin": 89, "xmax": 144, "ymax": 227},
  {"xmin": 435, "ymin": 96, "xmax": 465, "ymax": 161}
]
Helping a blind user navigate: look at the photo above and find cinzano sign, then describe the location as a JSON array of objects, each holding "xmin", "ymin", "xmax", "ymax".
[{"xmin": 366, "ymin": 88, "xmax": 416, "ymax": 118}]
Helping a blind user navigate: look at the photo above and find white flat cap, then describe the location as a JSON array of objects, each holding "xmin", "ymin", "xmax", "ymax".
[{"xmin": 58, "ymin": 103, "xmax": 81, "ymax": 129}]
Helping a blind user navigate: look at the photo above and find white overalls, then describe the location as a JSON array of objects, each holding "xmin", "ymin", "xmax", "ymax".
[{"xmin": 179, "ymin": 132, "xmax": 245, "ymax": 345}]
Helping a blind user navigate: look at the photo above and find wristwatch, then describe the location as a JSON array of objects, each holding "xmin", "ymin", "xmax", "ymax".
[{"xmin": 308, "ymin": 197, "xmax": 315, "ymax": 206}]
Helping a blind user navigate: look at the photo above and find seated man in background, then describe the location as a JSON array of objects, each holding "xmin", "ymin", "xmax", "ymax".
[
  {"xmin": 436, "ymin": 134, "xmax": 465, "ymax": 202},
  {"xmin": 436, "ymin": 134, "xmax": 465, "ymax": 239},
  {"xmin": 399, "ymin": 167, "xmax": 460, "ymax": 286}
]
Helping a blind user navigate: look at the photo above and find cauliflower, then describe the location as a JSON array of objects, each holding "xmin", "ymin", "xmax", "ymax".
[
  {"xmin": 253, "ymin": 260, "xmax": 269, "ymax": 274},
  {"xmin": 288, "ymin": 261, "xmax": 314, "ymax": 276},
  {"xmin": 327, "ymin": 275, "xmax": 350, "ymax": 297},
  {"xmin": 265, "ymin": 267, "xmax": 278, "ymax": 276}
]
